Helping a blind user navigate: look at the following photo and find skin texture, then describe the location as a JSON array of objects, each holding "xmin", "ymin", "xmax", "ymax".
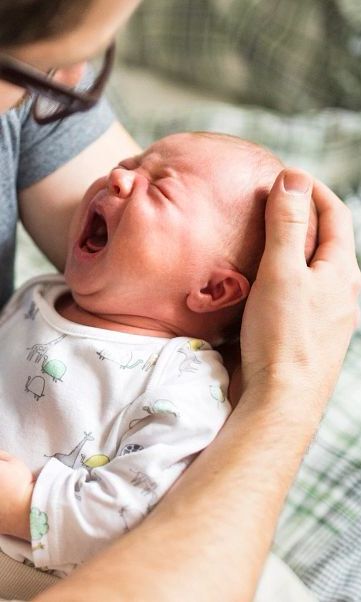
[
  {"xmin": 28, "ymin": 168, "xmax": 360, "ymax": 602},
  {"xmin": 2, "ymin": 0, "xmax": 142, "ymax": 270},
  {"xmin": 0, "ymin": 1, "xmax": 360, "ymax": 600},
  {"xmin": 0, "ymin": 0, "xmax": 140, "ymax": 538},
  {"xmin": 0, "ymin": 163, "xmax": 359, "ymax": 600},
  {"xmin": 0, "ymin": 133, "xmax": 296, "ymax": 539},
  {"xmin": 60, "ymin": 133, "xmax": 317, "ymax": 343},
  {"xmin": 0, "ymin": 453, "xmax": 33, "ymax": 540},
  {"xmin": 62, "ymin": 133, "xmax": 290, "ymax": 342}
]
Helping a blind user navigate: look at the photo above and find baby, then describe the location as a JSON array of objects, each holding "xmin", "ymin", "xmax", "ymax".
[{"xmin": 0, "ymin": 132, "xmax": 316, "ymax": 576}]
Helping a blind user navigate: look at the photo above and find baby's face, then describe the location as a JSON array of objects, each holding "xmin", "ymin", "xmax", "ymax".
[{"xmin": 65, "ymin": 133, "xmax": 236, "ymax": 315}]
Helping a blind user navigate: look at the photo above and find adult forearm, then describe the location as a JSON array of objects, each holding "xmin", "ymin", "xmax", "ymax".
[
  {"xmin": 33, "ymin": 169, "xmax": 361, "ymax": 602},
  {"xmin": 33, "ymin": 381, "xmax": 318, "ymax": 602}
]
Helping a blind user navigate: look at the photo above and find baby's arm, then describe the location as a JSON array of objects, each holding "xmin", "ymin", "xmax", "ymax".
[
  {"xmin": 30, "ymin": 365, "xmax": 230, "ymax": 572},
  {"xmin": 0, "ymin": 451, "xmax": 34, "ymax": 540}
]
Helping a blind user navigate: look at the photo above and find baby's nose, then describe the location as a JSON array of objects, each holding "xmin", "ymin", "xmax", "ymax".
[{"xmin": 108, "ymin": 167, "xmax": 135, "ymax": 198}]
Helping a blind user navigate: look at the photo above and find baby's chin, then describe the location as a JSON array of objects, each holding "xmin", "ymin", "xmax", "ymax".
[{"xmin": 63, "ymin": 263, "xmax": 71, "ymax": 286}]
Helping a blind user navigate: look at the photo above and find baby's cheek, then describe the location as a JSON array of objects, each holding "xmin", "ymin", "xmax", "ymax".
[{"xmin": 305, "ymin": 198, "xmax": 318, "ymax": 263}]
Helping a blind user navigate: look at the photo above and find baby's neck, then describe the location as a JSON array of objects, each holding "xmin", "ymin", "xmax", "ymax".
[{"xmin": 55, "ymin": 292, "xmax": 179, "ymax": 339}]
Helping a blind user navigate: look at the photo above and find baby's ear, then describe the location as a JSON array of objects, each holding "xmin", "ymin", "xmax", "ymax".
[{"xmin": 186, "ymin": 268, "xmax": 250, "ymax": 314}]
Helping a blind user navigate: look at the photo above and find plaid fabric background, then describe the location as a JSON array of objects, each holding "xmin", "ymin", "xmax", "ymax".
[
  {"xmin": 117, "ymin": 0, "xmax": 361, "ymax": 113},
  {"xmin": 274, "ymin": 279, "xmax": 361, "ymax": 602},
  {"xmin": 110, "ymin": 0, "xmax": 361, "ymax": 197},
  {"xmin": 109, "ymin": 2, "xmax": 361, "ymax": 600},
  {"xmin": 273, "ymin": 188, "xmax": 361, "ymax": 602},
  {"xmin": 14, "ymin": 1, "xmax": 361, "ymax": 599},
  {"xmin": 107, "ymin": 93, "xmax": 361, "ymax": 196}
]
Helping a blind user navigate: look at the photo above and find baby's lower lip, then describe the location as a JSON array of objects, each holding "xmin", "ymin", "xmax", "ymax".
[
  {"xmin": 73, "ymin": 236, "xmax": 106, "ymax": 261},
  {"xmin": 75, "ymin": 190, "xmax": 125, "ymax": 262},
  {"xmin": 81, "ymin": 212, "xmax": 108, "ymax": 253}
]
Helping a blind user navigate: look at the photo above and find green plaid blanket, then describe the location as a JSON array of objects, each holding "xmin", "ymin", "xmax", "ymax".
[
  {"xmin": 274, "ymin": 274, "xmax": 361, "ymax": 601},
  {"xmin": 108, "ymin": 2, "xmax": 361, "ymax": 599}
]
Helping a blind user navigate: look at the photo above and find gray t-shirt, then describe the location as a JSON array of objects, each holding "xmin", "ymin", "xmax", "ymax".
[{"xmin": 0, "ymin": 94, "xmax": 114, "ymax": 310}]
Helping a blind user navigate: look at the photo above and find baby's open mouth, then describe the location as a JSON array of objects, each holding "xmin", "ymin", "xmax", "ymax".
[{"xmin": 80, "ymin": 211, "xmax": 108, "ymax": 253}]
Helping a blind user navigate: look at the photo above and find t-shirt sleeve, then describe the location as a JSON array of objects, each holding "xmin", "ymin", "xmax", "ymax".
[
  {"xmin": 17, "ymin": 90, "xmax": 115, "ymax": 191},
  {"xmin": 30, "ymin": 356, "xmax": 231, "ymax": 572}
]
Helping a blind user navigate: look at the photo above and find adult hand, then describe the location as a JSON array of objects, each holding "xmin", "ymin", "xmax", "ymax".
[
  {"xmin": 0, "ymin": 451, "xmax": 34, "ymax": 541},
  {"xmin": 239, "ymin": 169, "xmax": 361, "ymax": 419},
  {"xmin": 34, "ymin": 169, "xmax": 357, "ymax": 602}
]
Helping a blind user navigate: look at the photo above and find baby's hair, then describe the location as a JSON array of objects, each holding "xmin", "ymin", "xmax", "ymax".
[
  {"xmin": 191, "ymin": 131, "xmax": 284, "ymax": 280},
  {"xmin": 188, "ymin": 132, "xmax": 317, "ymax": 346}
]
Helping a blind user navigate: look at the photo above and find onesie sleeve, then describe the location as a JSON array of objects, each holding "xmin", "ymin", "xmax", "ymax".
[{"xmin": 30, "ymin": 351, "xmax": 231, "ymax": 572}]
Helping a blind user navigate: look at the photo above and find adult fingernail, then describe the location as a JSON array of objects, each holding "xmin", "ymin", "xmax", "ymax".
[{"xmin": 283, "ymin": 172, "xmax": 311, "ymax": 194}]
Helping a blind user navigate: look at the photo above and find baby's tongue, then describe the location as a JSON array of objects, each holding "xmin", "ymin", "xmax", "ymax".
[{"xmin": 86, "ymin": 223, "xmax": 107, "ymax": 252}]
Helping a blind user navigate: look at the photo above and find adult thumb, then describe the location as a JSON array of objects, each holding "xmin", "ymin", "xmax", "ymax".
[{"xmin": 263, "ymin": 168, "xmax": 313, "ymax": 269}]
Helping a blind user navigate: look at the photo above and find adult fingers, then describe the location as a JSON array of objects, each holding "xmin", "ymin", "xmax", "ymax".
[
  {"xmin": 311, "ymin": 178, "xmax": 356, "ymax": 264},
  {"xmin": 311, "ymin": 179, "xmax": 361, "ymax": 306},
  {"xmin": 262, "ymin": 168, "xmax": 313, "ymax": 270}
]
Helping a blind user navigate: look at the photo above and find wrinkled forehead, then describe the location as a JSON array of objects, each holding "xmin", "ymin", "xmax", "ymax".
[
  {"xmin": 142, "ymin": 133, "xmax": 282, "ymax": 204},
  {"xmin": 141, "ymin": 134, "xmax": 213, "ymax": 174},
  {"xmin": 152, "ymin": 133, "xmax": 283, "ymax": 211},
  {"xmin": 136, "ymin": 135, "xmax": 221, "ymax": 204}
]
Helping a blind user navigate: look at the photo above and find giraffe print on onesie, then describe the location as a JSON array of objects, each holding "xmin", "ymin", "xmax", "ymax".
[{"xmin": 0, "ymin": 274, "xmax": 231, "ymax": 576}]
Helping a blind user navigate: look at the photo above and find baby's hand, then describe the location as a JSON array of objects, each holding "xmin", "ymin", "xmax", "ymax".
[{"xmin": 0, "ymin": 451, "xmax": 34, "ymax": 540}]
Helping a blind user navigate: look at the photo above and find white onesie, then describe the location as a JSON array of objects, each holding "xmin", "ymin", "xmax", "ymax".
[{"xmin": 0, "ymin": 275, "xmax": 231, "ymax": 575}]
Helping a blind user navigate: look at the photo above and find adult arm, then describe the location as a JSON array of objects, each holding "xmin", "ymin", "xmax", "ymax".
[
  {"xmin": 33, "ymin": 169, "xmax": 361, "ymax": 602},
  {"xmin": 19, "ymin": 121, "xmax": 140, "ymax": 272}
]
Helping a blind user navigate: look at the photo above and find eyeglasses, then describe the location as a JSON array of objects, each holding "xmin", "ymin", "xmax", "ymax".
[{"xmin": 0, "ymin": 42, "xmax": 115, "ymax": 125}]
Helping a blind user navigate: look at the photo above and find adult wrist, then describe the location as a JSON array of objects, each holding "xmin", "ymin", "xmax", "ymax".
[{"xmin": 236, "ymin": 373, "xmax": 326, "ymax": 435}]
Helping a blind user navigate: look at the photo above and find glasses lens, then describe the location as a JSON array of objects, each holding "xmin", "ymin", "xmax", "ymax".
[
  {"xmin": 34, "ymin": 94, "xmax": 66, "ymax": 121},
  {"xmin": 33, "ymin": 50, "xmax": 112, "ymax": 122},
  {"xmin": 34, "ymin": 64, "xmax": 84, "ymax": 119}
]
